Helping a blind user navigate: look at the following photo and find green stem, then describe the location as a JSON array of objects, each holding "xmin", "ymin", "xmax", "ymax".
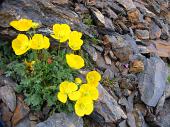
[{"xmin": 58, "ymin": 43, "xmax": 61, "ymax": 56}]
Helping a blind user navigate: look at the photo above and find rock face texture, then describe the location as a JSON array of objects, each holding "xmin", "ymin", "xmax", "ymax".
[
  {"xmin": 138, "ymin": 56, "xmax": 168, "ymax": 106},
  {"xmin": 36, "ymin": 113, "xmax": 83, "ymax": 127}
]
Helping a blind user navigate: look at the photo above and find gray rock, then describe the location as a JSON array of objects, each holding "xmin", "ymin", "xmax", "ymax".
[
  {"xmin": 158, "ymin": 98, "xmax": 170, "ymax": 127},
  {"xmin": 0, "ymin": 75, "xmax": 17, "ymax": 89},
  {"xmin": 127, "ymin": 113, "xmax": 136, "ymax": 127},
  {"xmin": 103, "ymin": 68, "xmax": 115, "ymax": 79},
  {"xmin": 118, "ymin": 120, "xmax": 128, "ymax": 127},
  {"xmin": 0, "ymin": 0, "xmax": 98, "ymax": 40},
  {"xmin": 15, "ymin": 117, "xmax": 31, "ymax": 127},
  {"xmin": 36, "ymin": 113, "xmax": 83, "ymax": 127},
  {"xmin": 0, "ymin": 85, "xmax": 16, "ymax": 112},
  {"xmin": 94, "ymin": 84, "xmax": 127, "ymax": 123},
  {"xmin": 149, "ymin": 21, "xmax": 161, "ymax": 39},
  {"xmin": 83, "ymin": 45, "xmax": 98, "ymax": 62},
  {"xmin": 116, "ymin": 0, "xmax": 136, "ymax": 11},
  {"xmin": 138, "ymin": 56, "xmax": 168, "ymax": 106},
  {"xmin": 136, "ymin": 30, "xmax": 149, "ymax": 40}
]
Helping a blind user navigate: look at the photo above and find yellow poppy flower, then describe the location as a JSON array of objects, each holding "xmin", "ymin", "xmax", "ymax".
[
  {"xmin": 86, "ymin": 71, "xmax": 101, "ymax": 87},
  {"xmin": 57, "ymin": 81, "xmax": 78, "ymax": 103},
  {"xmin": 68, "ymin": 31, "xmax": 83, "ymax": 50},
  {"xmin": 66, "ymin": 54, "xmax": 85, "ymax": 69},
  {"xmin": 12, "ymin": 34, "xmax": 30, "ymax": 55},
  {"xmin": 30, "ymin": 34, "xmax": 50, "ymax": 50},
  {"xmin": 10, "ymin": 19, "xmax": 33, "ymax": 31},
  {"xmin": 79, "ymin": 84, "xmax": 99, "ymax": 101},
  {"xmin": 51, "ymin": 24, "xmax": 71, "ymax": 43},
  {"xmin": 75, "ymin": 77, "xmax": 82, "ymax": 84},
  {"xmin": 68, "ymin": 91, "xmax": 81, "ymax": 101},
  {"xmin": 75, "ymin": 97, "xmax": 93, "ymax": 117}
]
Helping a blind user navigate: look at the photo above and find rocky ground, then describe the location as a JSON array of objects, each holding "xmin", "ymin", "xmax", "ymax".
[{"xmin": 0, "ymin": 0, "xmax": 170, "ymax": 127}]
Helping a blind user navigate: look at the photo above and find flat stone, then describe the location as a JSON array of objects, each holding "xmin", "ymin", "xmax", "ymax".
[
  {"xmin": 118, "ymin": 120, "xmax": 128, "ymax": 127},
  {"xmin": 116, "ymin": 0, "xmax": 136, "ymax": 11},
  {"xmin": 103, "ymin": 68, "xmax": 115, "ymax": 79},
  {"xmin": 91, "ymin": 7, "xmax": 105, "ymax": 27},
  {"xmin": 83, "ymin": 45, "xmax": 98, "ymax": 62},
  {"xmin": 149, "ymin": 21, "xmax": 161, "ymax": 39},
  {"xmin": 0, "ymin": 85, "xmax": 16, "ymax": 112},
  {"xmin": 0, "ymin": 75, "xmax": 17, "ymax": 89},
  {"xmin": 137, "ymin": 56, "xmax": 168, "ymax": 106},
  {"xmin": 12, "ymin": 96, "xmax": 30, "ymax": 126},
  {"xmin": 127, "ymin": 113, "xmax": 136, "ymax": 127},
  {"xmin": 15, "ymin": 117, "xmax": 31, "ymax": 127},
  {"xmin": 36, "ymin": 113, "xmax": 83, "ymax": 127},
  {"xmin": 104, "ymin": 55, "xmax": 112, "ymax": 65},
  {"xmin": 94, "ymin": 84, "xmax": 127, "ymax": 123},
  {"xmin": 136, "ymin": 30, "xmax": 149, "ymax": 40},
  {"xmin": 129, "ymin": 60, "xmax": 144, "ymax": 73},
  {"xmin": 128, "ymin": 8, "xmax": 140, "ymax": 23},
  {"xmin": 50, "ymin": 0, "xmax": 68, "ymax": 4}
]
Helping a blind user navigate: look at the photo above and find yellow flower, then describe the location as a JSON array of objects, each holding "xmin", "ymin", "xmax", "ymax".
[
  {"xmin": 30, "ymin": 34, "xmax": 50, "ymax": 50},
  {"xmin": 75, "ymin": 97, "xmax": 93, "ymax": 117},
  {"xmin": 68, "ymin": 31, "xmax": 83, "ymax": 50},
  {"xmin": 57, "ymin": 81, "xmax": 78, "ymax": 103},
  {"xmin": 51, "ymin": 24, "xmax": 71, "ymax": 43},
  {"xmin": 24, "ymin": 60, "xmax": 35, "ymax": 71},
  {"xmin": 86, "ymin": 71, "xmax": 101, "ymax": 87},
  {"xmin": 75, "ymin": 78, "xmax": 82, "ymax": 84},
  {"xmin": 66, "ymin": 54, "xmax": 85, "ymax": 69},
  {"xmin": 10, "ymin": 19, "xmax": 33, "ymax": 31},
  {"xmin": 32, "ymin": 22, "xmax": 40, "ymax": 29},
  {"xmin": 79, "ymin": 84, "xmax": 99, "ymax": 101},
  {"xmin": 12, "ymin": 34, "xmax": 30, "ymax": 55}
]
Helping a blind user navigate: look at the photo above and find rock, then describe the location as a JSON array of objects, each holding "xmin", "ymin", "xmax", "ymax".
[
  {"xmin": 118, "ymin": 120, "xmax": 128, "ymax": 127},
  {"xmin": 12, "ymin": 96, "xmax": 30, "ymax": 126},
  {"xmin": 36, "ymin": 113, "xmax": 83, "ymax": 127},
  {"xmin": 96, "ymin": 53, "xmax": 110, "ymax": 70},
  {"xmin": 127, "ymin": 112, "xmax": 136, "ymax": 127},
  {"xmin": 108, "ymin": 35, "xmax": 133, "ymax": 62},
  {"xmin": 0, "ymin": 85, "xmax": 16, "ymax": 112},
  {"xmin": 155, "ymin": 93, "xmax": 165, "ymax": 115},
  {"xmin": 0, "ymin": 75, "xmax": 17, "ymax": 89},
  {"xmin": 157, "ymin": 98, "xmax": 170, "ymax": 127},
  {"xmin": 104, "ymin": 17, "xmax": 115, "ymax": 31},
  {"xmin": 15, "ymin": 117, "xmax": 31, "ymax": 127},
  {"xmin": 103, "ymin": 68, "xmax": 115, "ymax": 79},
  {"xmin": 0, "ymin": 103, "xmax": 13, "ymax": 127},
  {"xmin": 0, "ymin": 0, "xmax": 97, "ymax": 40},
  {"xmin": 147, "ymin": 40, "xmax": 170, "ymax": 57},
  {"xmin": 104, "ymin": 7, "xmax": 118, "ymax": 20},
  {"xmin": 129, "ymin": 60, "xmax": 144, "ymax": 73},
  {"xmin": 149, "ymin": 21, "xmax": 161, "ymax": 39},
  {"xmin": 138, "ymin": 56, "xmax": 168, "ymax": 106},
  {"xmin": 104, "ymin": 55, "xmax": 112, "ymax": 65},
  {"xmin": 50, "ymin": 0, "xmax": 68, "ymax": 5},
  {"xmin": 136, "ymin": 30, "xmax": 150, "ymax": 40},
  {"xmin": 116, "ymin": 0, "xmax": 136, "ymax": 11},
  {"xmin": 90, "ymin": 7, "xmax": 105, "ymax": 27},
  {"xmin": 165, "ymin": 84, "xmax": 170, "ymax": 99},
  {"xmin": 83, "ymin": 45, "xmax": 98, "ymax": 62},
  {"xmin": 94, "ymin": 84, "xmax": 127, "ymax": 123},
  {"xmin": 128, "ymin": 8, "xmax": 141, "ymax": 23}
]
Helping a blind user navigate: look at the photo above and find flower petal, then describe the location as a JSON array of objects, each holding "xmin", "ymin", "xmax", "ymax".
[{"xmin": 57, "ymin": 92, "xmax": 67, "ymax": 103}]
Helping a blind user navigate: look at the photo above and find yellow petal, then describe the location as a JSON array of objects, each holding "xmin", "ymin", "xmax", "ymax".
[
  {"xmin": 57, "ymin": 92, "xmax": 67, "ymax": 103},
  {"xmin": 68, "ymin": 91, "xmax": 81, "ymax": 101},
  {"xmin": 32, "ymin": 22, "xmax": 40, "ymax": 29},
  {"xmin": 59, "ymin": 81, "xmax": 70, "ymax": 93},
  {"xmin": 66, "ymin": 54, "xmax": 85, "ymax": 69},
  {"xmin": 75, "ymin": 78, "xmax": 82, "ymax": 84},
  {"xmin": 12, "ymin": 34, "xmax": 30, "ymax": 55},
  {"xmin": 86, "ymin": 71, "xmax": 101, "ymax": 86},
  {"xmin": 10, "ymin": 19, "xmax": 32, "ymax": 31},
  {"xmin": 68, "ymin": 39, "xmax": 83, "ymax": 51}
]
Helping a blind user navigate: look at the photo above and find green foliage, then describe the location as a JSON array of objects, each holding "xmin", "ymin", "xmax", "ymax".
[
  {"xmin": 5, "ymin": 49, "xmax": 78, "ymax": 111},
  {"xmin": 168, "ymin": 75, "xmax": 170, "ymax": 84},
  {"xmin": 83, "ymin": 14, "xmax": 93, "ymax": 26}
]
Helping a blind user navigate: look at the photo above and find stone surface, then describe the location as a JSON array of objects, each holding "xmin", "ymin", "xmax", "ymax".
[
  {"xmin": 116, "ymin": 0, "xmax": 136, "ymax": 11},
  {"xmin": 0, "ymin": 75, "xmax": 17, "ymax": 89},
  {"xmin": 94, "ymin": 84, "xmax": 127, "ymax": 123},
  {"xmin": 0, "ymin": 103, "xmax": 13, "ymax": 127},
  {"xmin": 12, "ymin": 96, "xmax": 30, "ymax": 126},
  {"xmin": 0, "ymin": 85, "xmax": 16, "ymax": 112},
  {"xmin": 136, "ymin": 30, "xmax": 150, "ymax": 40},
  {"xmin": 149, "ymin": 21, "xmax": 161, "ymax": 39},
  {"xmin": 36, "ymin": 113, "xmax": 83, "ymax": 127},
  {"xmin": 138, "ymin": 56, "xmax": 168, "ymax": 106},
  {"xmin": 15, "ymin": 117, "xmax": 31, "ymax": 127},
  {"xmin": 129, "ymin": 60, "xmax": 144, "ymax": 73}
]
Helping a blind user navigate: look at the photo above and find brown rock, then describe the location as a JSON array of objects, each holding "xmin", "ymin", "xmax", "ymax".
[
  {"xmin": 12, "ymin": 96, "xmax": 30, "ymax": 126},
  {"xmin": 147, "ymin": 40, "xmax": 170, "ymax": 57},
  {"xmin": 129, "ymin": 60, "xmax": 144, "ymax": 73},
  {"xmin": 116, "ymin": 0, "xmax": 136, "ymax": 11},
  {"xmin": 91, "ymin": 7, "xmax": 105, "ymax": 26},
  {"xmin": 0, "ymin": 103, "xmax": 13, "ymax": 127},
  {"xmin": 104, "ymin": 55, "xmax": 112, "ymax": 65},
  {"xmin": 128, "ymin": 8, "xmax": 140, "ymax": 23}
]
